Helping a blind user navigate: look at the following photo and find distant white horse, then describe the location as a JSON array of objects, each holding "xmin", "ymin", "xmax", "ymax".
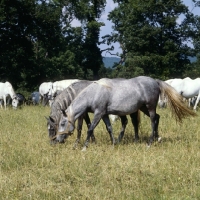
[
  {"xmin": 39, "ymin": 82, "xmax": 53, "ymax": 106},
  {"xmin": 109, "ymin": 114, "xmax": 120, "ymax": 123},
  {"xmin": 159, "ymin": 77, "xmax": 200, "ymax": 110},
  {"xmin": 0, "ymin": 82, "xmax": 18, "ymax": 109},
  {"xmin": 50, "ymin": 79, "xmax": 80, "ymax": 97}
]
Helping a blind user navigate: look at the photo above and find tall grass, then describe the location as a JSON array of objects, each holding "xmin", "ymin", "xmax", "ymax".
[{"xmin": 0, "ymin": 106, "xmax": 199, "ymax": 199}]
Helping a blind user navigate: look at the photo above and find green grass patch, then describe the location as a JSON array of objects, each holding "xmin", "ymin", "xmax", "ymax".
[{"xmin": 0, "ymin": 106, "xmax": 200, "ymax": 199}]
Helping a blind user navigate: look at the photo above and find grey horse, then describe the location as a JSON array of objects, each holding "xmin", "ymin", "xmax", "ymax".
[
  {"xmin": 46, "ymin": 80, "xmax": 118, "ymax": 147},
  {"xmin": 57, "ymin": 76, "xmax": 196, "ymax": 149}
]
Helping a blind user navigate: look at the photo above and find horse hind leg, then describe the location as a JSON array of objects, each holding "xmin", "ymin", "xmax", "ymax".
[
  {"xmin": 102, "ymin": 114, "xmax": 115, "ymax": 145},
  {"xmin": 193, "ymin": 93, "xmax": 200, "ymax": 111},
  {"xmin": 117, "ymin": 116, "xmax": 128, "ymax": 143},
  {"xmin": 148, "ymin": 112, "xmax": 160, "ymax": 146},
  {"xmin": 140, "ymin": 106, "xmax": 160, "ymax": 146},
  {"xmin": 154, "ymin": 113, "xmax": 160, "ymax": 141},
  {"xmin": 130, "ymin": 111, "xmax": 140, "ymax": 142}
]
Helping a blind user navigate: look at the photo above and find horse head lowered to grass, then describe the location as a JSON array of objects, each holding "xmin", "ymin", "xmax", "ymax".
[
  {"xmin": 57, "ymin": 76, "xmax": 196, "ymax": 149},
  {"xmin": 46, "ymin": 80, "xmax": 118, "ymax": 148},
  {"xmin": 0, "ymin": 81, "xmax": 19, "ymax": 109}
]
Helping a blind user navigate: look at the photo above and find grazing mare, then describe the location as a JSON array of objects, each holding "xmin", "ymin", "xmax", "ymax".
[
  {"xmin": 0, "ymin": 82, "xmax": 19, "ymax": 109},
  {"xmin": 159, "ymin": 77, "xmax": 200, "ymax": 110},
  {"xmin": 27, "ymin": 92, "xmax": 41, "ymax": 105},
  {"xmin": 57, "ymin": 76, "xmax": 196, "ymax": 149},
  {"xmin": 46, "ymin": 80, "xmax": 117, "ymax": 148},
  {"xmin": 12, "ymin": 93, "xmax": 26, "ymax": 107},
  {"xmin": 172, "ymin": 77, "xmax": 200, "ymax": 110},
  {"xmin": 39, "ymin": 82, "xmax": 53, "ymax": 106},
  {"xmin": 50, "ymin": 79, "xmax": 80, "ymax": 98}
]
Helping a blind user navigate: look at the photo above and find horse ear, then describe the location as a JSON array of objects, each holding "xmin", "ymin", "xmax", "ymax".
[
  {"xmin": 49, "ymin": 116, "xmax": 55, "ymax": 123},
  {"xmin": 61, "ymin": 109, "xmax": 67, "ymax": 117},
  {"xmin": 45, "ymin": 116, "xmax": 49, "ymax": 121}
]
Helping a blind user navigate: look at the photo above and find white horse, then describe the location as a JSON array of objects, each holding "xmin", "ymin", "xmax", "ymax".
[
  {"xmin": 50, "ymin": 79, "xmax": 80, "ymax": 97},
  {"xmin": 159, "ymin": 77, "xmax": 200, "ymax": 110},
  {"xmin": 109, "ymin": 114, "xmax": 120, "ymax": 123},
  {"xmin": 0, "ymin": 82, "xmax": 18, "ymax": 109},
  {"xmin": 39, "ymin": 82, "xmax": 53, "ymax": 106}
]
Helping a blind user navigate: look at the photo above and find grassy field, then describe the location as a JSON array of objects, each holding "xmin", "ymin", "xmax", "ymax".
[{"xmin": 0, "ymin": 106, "xmax": 200, "ymax": 200}]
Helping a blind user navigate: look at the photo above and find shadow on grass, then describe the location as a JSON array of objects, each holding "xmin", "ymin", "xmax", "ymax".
[{"xmin": 117, "ymin": 132, "xmax": 182, "ymax": 145}]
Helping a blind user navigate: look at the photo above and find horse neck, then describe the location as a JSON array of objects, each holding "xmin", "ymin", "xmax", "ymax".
[
  {"xmin": 50, "ymin": 113, "xmax": 60, "ymax": 126},
  {"xmin": 69, "ymin": 97, "xmax": 88, "ymax": 122},
  {"xmin": 8, "ymin": 89, "xmax": 16, "ymax": 99}
]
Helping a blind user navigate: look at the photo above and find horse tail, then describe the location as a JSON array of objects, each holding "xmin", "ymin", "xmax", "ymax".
[{"xmin": 156, "ymin": 79, "xmax": 197, "ymax": 122}]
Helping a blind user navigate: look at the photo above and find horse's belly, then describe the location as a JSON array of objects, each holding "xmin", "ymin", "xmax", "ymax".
[
  {"xmin": 181, "ymin": 88, "xmax": 199, "ymax": 98},
  {"xmin": 107, "ymin": 103, "xmax": 140, "ymax": 115}
]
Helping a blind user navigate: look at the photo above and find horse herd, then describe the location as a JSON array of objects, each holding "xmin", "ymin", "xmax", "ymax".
[
  {"xmin": 0, "ymin": 77, "xmax": 198, "ymax": 150},
  {"xmin": 45, "ymin": 76, "xmax": 197, "ymax": 150},
  {"xmin": 0, "ymin": 81, "xmax": 41, "ymax": 109}
]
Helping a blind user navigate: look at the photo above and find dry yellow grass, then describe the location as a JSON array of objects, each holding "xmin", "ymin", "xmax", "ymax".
[{"xmin": 0, "ymin": 106, "xmax": 200, "ymax": 199}]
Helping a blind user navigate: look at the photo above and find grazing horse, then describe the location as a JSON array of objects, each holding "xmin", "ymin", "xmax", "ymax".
[
  {"xmin": 12, "ymin": 93, "xmax": 26, "ymax": 107},
  {"xmin": 39, "ymin": 82, "xmax": 53, "ymax": 106},
  {"xmin": 46, "ymin": 80, "xmax": 117, "ymax": 147},
  {"xmin": 47, "ymin": 79, "xmax": 137, "ymax": 147},
  {"xmin": 57, "ymin": 76, "xmax": 196, "ymax": 149},
  {"xmin": 48, "ymin": 90, "xmax": 62, "ymax": 107},
  {"xmin": 0, "ymin": 82, "xmax": 19, "ymax": 109},
  {"xmin": 159, "ymin": 77, "xmax": 200, "ymax": 110},
  {"xmin": 27, "ymin": 92, "xmax": 41, "ymax": 105},
  {"xmin": 49, "ymin": 79, "xmax": 80, "ymax": 98}
]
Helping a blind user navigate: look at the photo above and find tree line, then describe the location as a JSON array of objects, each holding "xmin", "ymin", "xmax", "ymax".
[{"xmin": 1, "ymin": 0, "xmax": 200, "ymax": 92}]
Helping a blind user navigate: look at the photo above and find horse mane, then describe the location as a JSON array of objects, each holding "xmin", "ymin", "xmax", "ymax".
[
  {"xmin": 49, "ymin": 80, "xmax": 92, "ymax": 126},
  {"xmin": 50, "ymin": 85, "xmax": 76, "ymax": 122},
  {"xmin": 94, "ymin": 78, "xmax": 112, "ymax": 88},
  {"xmin": 5, "ymin": 82, "xmax": 16, "ymax": 99},
  {"xmin": 67, "ymin": 105, "xmax": 75, "ymax": 126}
]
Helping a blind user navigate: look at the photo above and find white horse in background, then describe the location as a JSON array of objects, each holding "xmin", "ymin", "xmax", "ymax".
[
  {"xmin": 50, "ymin": 79, "xmax": 80, "ymax": 97},
  {"xmin": 39, "ymin": 82, "xmax": 53, "ymax": 105},
  {"xmin": 0, "ymin": 81, "xmax": 18, "ymax": 109},
  {"xmin": 109, "ymin": 114, "xmax": 120, "ymax": 123},
  {"xmin": 159, "ymin": 77, "xmax": 200, "ymax": 110}
]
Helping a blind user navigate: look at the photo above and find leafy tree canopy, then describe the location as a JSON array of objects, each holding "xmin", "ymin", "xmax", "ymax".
[{"xmin": 108, "ymin": 0, "xmax": 200, "ymax": 79}]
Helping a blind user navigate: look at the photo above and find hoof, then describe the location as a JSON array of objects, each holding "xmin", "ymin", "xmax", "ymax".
[
  {"xmin": 158, "ymin": 137, "xmax": 162, "ymax": 143},
  {"xmin": 73, "ymin": 145, "xmax": 78, "ymax": 150},
  {"xmin": 134, "ymin": 138, "xmax": 140, "ymax": 143},
  {"xmin": 81, "ymin": 146, "xmax": 87, "ymax": 152},
  {"xmin": 146, "ymin": 143, "xmax": 151, "ymax": 148}
]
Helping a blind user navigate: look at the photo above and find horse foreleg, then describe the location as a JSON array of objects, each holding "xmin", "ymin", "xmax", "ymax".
[
  {"xmin": 117, "ymin": 116, "xmax": 128, "ymax": 143},
  {"xmin": 130, "ymin": 111, "xmax": 140, "ymax": 142},
  {"xmin": 3, "ymin": 96, "xmax": 6, "ymax": 109},
  {"xmin": 73, "ymin": 116, "xmax": 84, "ymax": 149},
  {"xmin": 102, "ymin": 114, "xmax": 115, "ymax": 145},
  {"xmin": 193, "ymin": 93, "xmax": 200, "ymax": 111},
  {"xmin": 83, "ymin": 113, "xmax": 95, "ymax": 143},
  {"xmin": 82, "ymin": 112, "xmax": 102, "ymax": 150}
]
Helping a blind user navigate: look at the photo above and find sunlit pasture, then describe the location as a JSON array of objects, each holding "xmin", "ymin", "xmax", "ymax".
[{"xmin": 0, "ymin": 105, "xmax": 200, "ymax": 199}]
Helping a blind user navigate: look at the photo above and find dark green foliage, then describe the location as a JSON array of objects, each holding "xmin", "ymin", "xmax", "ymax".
[
  {"xmin": 108, "ymin": 0, "xmax": 200, "ymax": 79},
  {"xmin": 1, "ymin": 0, "xmax": 200, "ymax": 92}
]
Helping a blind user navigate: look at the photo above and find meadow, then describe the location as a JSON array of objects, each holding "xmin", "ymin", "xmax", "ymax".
[{"xmin": 0, "ymin": 105, "xmax": 199, "ymax": 200}]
